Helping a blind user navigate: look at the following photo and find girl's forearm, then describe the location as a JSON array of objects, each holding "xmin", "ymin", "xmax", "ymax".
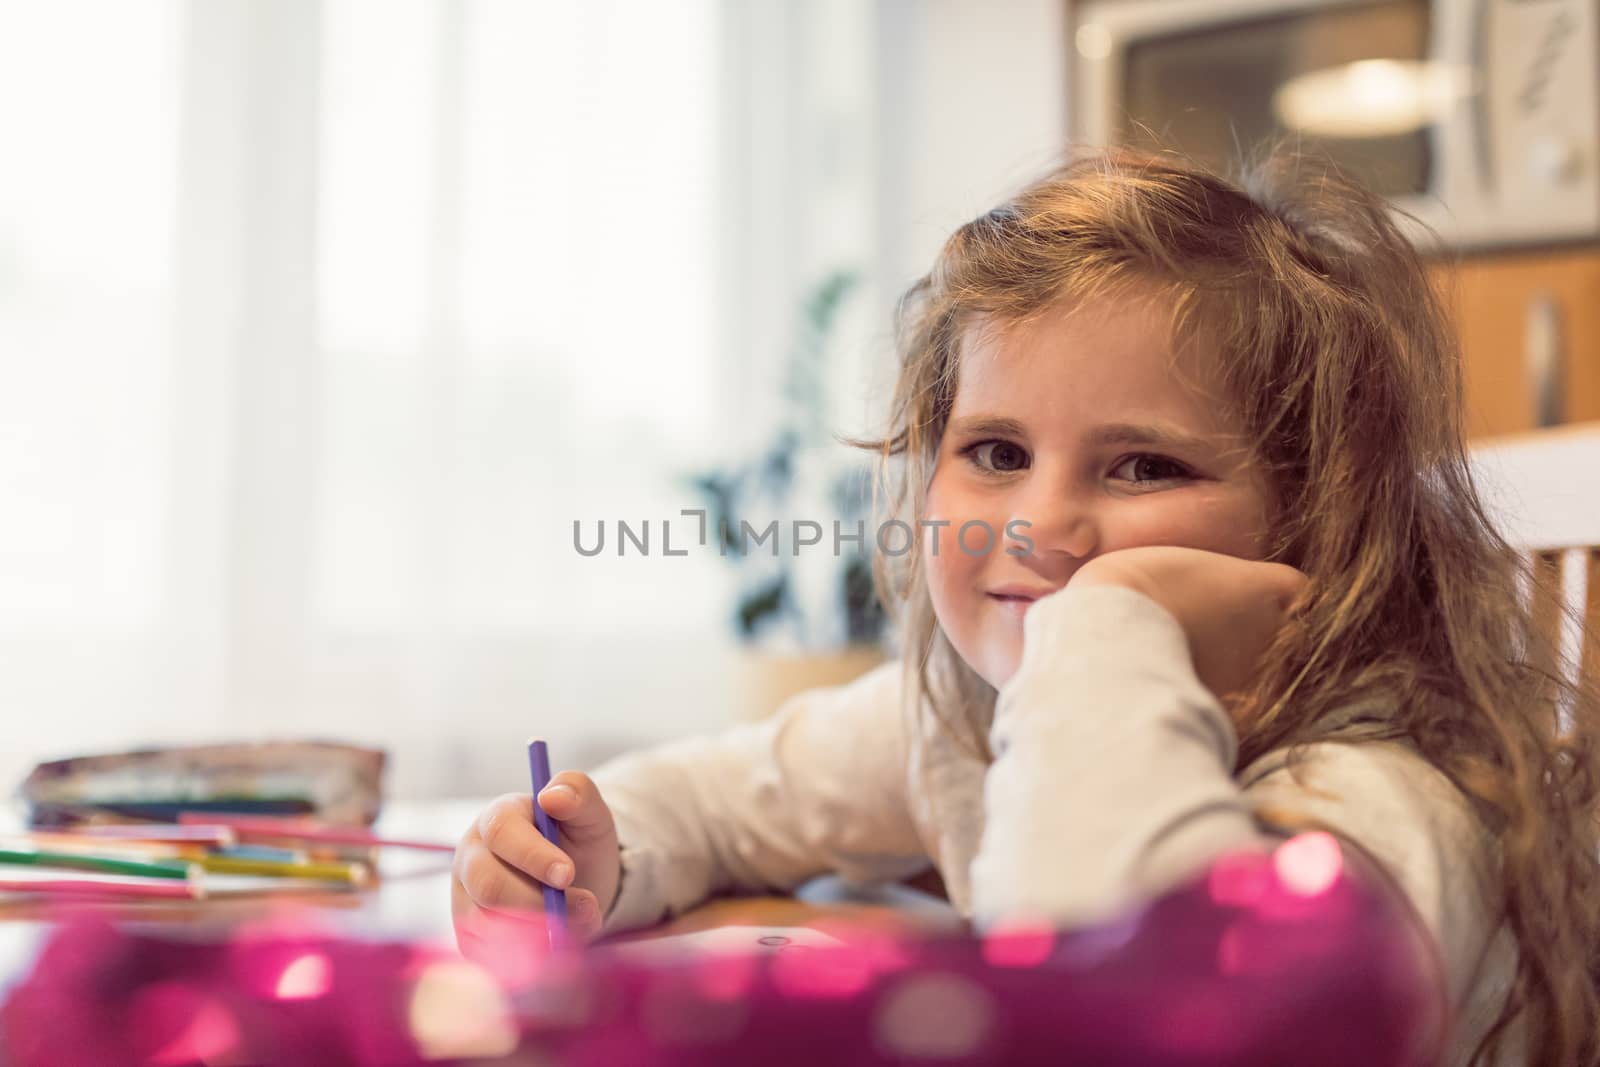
[{"xmin": 969, "ymin": 582, "xmax": 1268, "ymax": 928}]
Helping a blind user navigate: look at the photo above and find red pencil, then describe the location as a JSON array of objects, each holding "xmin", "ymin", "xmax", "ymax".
[{"xmin": 174, "ymin": 814, "xmax": 455, "ymax": 853}]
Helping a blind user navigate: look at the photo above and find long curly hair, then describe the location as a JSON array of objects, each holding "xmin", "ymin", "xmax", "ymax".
[{"xmin": 852, "ymin": 145, "xmax": 1600, "ymax": 1064}]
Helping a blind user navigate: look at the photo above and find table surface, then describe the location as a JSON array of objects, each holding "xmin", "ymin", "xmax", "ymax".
[{"xmin": 0, "ymin": 800, "xmax": 960, "ymax": 991}]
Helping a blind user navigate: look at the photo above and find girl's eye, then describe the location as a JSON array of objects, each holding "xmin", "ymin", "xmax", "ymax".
[
  {"xmin": 960, "ymin": 439, "xmax": 1030, "ymax": 474},
  {"xmin": 1110, "ymin": 454, "xmax": 1192, "ymax": 485}
]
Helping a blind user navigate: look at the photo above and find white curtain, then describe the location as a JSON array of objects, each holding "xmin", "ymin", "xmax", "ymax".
[{"xmin": 0, "ymin": 0, "xmax": 806, "ymax": 800}]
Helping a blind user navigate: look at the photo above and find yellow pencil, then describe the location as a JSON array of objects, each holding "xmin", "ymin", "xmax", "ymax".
[{"xmin": 195, "ymin": 854, "xmax": 370, "ymax": 884}]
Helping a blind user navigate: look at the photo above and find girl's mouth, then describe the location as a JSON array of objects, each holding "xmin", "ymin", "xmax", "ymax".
[
  {"xmin": 987, "ymin": 592, "xmax": 1039, "ymax": 618},
  {"xmin": 986, "ymin": 583, "xmax": 1056, "ymax": 601}
]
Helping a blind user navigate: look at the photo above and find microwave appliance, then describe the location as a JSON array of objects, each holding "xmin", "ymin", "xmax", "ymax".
[{"xmin": 1071, "ymin": 0, "xmax": 1600, "ymax": 250}]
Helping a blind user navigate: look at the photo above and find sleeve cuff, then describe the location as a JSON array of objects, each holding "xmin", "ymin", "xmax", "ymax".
[{"xmin": 599, "ymin": 841, "xmax": 670, "ymax": 937}]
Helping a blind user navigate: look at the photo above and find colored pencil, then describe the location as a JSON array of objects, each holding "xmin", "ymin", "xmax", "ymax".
[
  {"xmin": 527, "ymin": 737, "xmax": 568, "ymax": 944},
  {"xmin": 6, "ymin": 834, "xmax": 203, "ymax": 862},
  {"xmin": 70, "ymin": 824, "xmax": 237, "ymax": 846},
  {"xmin": 0, "ymin": 847, "xmax": 195, "ymax": 881},
  {"xmin": 32, "ymin": 798, "xmax": 314, "ymax": 823},
  {"xmin": 211, "ymin": 844, "xmax": 308, "ymax": 863},
  {"xmin": 173, "ymin": 814, "xmax": 455, "ymax": 853},
  {"xmin": 194, "ymin": 855, "xmax": 369, "ymax": 884},
  {"xmin": 0, "ymin": 878, "xmax": 202, "ymax": 900}
]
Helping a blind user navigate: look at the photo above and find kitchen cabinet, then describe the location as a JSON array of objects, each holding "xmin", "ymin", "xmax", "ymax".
[{"xmin": 1430, "ymin": 247, "xmax": 1600, "ymax": 439}]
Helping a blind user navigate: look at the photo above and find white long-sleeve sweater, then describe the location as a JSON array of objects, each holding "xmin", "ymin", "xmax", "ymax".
[{"xmin": 590, "ymin": 584, "xmax": 1519, "ymax": 1065}]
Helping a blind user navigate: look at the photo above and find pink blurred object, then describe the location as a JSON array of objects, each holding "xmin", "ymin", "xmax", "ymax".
[{"xmin": 0, "ymin": 839, "xmax": 1445, "ymax": 1066}]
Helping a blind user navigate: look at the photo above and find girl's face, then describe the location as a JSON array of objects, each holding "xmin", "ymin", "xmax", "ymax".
[{"xmin": 923, "ymin": 295, "xmax": 1273, "ymax": 690}]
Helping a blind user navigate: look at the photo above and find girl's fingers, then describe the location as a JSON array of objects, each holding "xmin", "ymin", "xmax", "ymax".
[
  {"xmin": 455, "ymin": 861, "xmax": 603, "ymax": 947},
  {"xmin": 536, "ymin": 771, "xmax": 616, "ymax": 844},
  {"xmin": 476, "ymin": 793, "xmax": 576, "ymax": 887},
  {"xmin": 456, "ymin": 839, "xmax": 553, "ymax": 913},
  {"xmin": 564, "ymin": 886, "xmax": 604, "ymax": 942}
]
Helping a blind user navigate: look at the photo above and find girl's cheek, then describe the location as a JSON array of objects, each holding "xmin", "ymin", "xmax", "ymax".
[
  {"xmin": 922, "ymin": 516, "xmax": 987, "ymax": 634},
  {"xmin": 921, "ymin": 466, "xmax": 955, "ymax": 539},
  {"xmin": 921, "ymin": 484, "xmax": 968, "ymax": 607},
  {"xmin": 927, "ymin": 479, "xmax": 1010, "ymax": 571},
  {"xmin": 922, "ymin": 546, "xmax": 968, "ymax": 645},
  {"xmin": 924, "ymin": 459, "xmax": 984, "ymax": 525},
  {"xmin": 1117, "ymin": 488, "xmax": 1268, "ymax": 560}
]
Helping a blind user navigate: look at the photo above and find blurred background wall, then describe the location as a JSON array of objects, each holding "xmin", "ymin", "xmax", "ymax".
[
  {"xmin": 9, "ymin": 0, "xmax": 1593, "ymax": 805},
  {"xmin": 0, "ymin": 0, "xmax": 1067, "ymax": 800}
]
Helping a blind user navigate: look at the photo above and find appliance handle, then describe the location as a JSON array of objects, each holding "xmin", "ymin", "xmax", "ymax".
[
  {"xmin": 1467, "ymin": 0, "xmax": 1494, "ymax": 193},
  {"xmin": 1526, "ymin": 290, "xmax": 1566, "ymax": 429}
]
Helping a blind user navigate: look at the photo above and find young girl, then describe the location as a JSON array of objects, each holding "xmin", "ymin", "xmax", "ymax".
[{"xmin": 452, "ymin": 147, "xmax": 1600, "ymax": 1065}]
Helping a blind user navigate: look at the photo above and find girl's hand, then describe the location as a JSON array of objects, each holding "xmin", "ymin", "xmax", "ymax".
[
  {"xmin": 451, "ymin": 772, "xmax": 622, "ymax": 953},
  {"xmin": 1066, "ymin": 546, "xmax": 1309, "ymax": 723}
]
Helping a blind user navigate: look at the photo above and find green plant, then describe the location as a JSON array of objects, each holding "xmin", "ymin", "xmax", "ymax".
[{"xmin": 683, "ymin": 270, "xmax": 886, "ymax": 647}]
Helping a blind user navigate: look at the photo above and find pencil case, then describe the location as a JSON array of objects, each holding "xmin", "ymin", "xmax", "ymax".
[{"xmin": 17, "ymin": 741, "xmax": 386, "ymax": 829}]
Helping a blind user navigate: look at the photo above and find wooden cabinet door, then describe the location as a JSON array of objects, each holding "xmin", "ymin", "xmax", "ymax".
[{"xmin": 1430, "ymin": 248, "xmax": 1600, "ymax": 440}]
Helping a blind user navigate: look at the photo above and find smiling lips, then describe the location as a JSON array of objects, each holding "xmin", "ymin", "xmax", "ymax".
[{"xmin": 986, "ymin": 585, "xmax": 1060, "ymax": 618}]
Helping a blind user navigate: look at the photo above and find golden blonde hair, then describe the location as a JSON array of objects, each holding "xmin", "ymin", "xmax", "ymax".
[{"xmin": 854, "ymin": 146, "xmax": 1600, "ymax": 1065}]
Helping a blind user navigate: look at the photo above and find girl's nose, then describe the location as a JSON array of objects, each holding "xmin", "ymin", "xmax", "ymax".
[{"xmin": 1008, "ymin": 487, "xmax": 1096, "ymax": 561}]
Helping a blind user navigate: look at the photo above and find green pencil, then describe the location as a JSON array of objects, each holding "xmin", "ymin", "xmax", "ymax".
[{"xmin": 0, "ymin": 847, "xmax": 195, "ymax": 881}]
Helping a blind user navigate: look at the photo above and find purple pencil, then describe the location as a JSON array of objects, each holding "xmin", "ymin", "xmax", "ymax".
[{"xmin": 526, "ymin": 738, "xmax": 568, "ymax": 944}]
